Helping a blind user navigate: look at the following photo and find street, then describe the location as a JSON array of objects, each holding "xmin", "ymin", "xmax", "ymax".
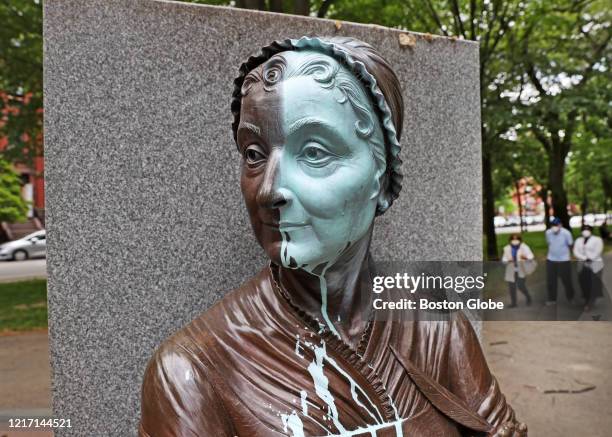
[{"xmin": 0, "ymin": 259, "xmax": 46, "ymax": 283}]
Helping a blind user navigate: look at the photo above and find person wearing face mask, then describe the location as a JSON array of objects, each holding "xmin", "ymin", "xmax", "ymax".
[
  {"xmin": 502, "ymin": 234, "xmax": 534, "ymax": 307},
  {"xmin": 573, "ymin": 225, "xmax": 604, "ymax": 311},
  {"xmin": 545, "ymin": 217, "xmax": 575, "ymax": 306}
]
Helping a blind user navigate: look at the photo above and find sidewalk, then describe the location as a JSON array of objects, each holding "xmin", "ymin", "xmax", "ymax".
[
  {"xmin": 484, "ymin": 321, "xmax": 612, "ymax": 436},
  {"xmin": 0, "ymin": 332, "xmax": 53, "ymax": 436},
  {"xmin": 483, "ymin": 253, "xmax": 612, "ymax": 436}
]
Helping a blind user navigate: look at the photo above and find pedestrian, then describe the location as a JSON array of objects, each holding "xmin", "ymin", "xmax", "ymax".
[
  {"xmin": 501, "ymin": 234, "xmax": 534, "ymax": 307},
  {"xmin": 545, "ymin": 217, "xmax": 575, "ymax": 305},
  {"xmin": 573, "ymin": 224, "xmax": 604, "ymax": 311}
]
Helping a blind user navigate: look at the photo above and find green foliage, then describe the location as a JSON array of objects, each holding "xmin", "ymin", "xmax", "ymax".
[
  {"xmin": 0, "ymin": 159, "xmax": 29, "ymax": 222},
  {"xmin": 566, "ymin": 117, "xmax": 612, "ymax": 212},
  {"xmin": 0, "ymin": 279, "xmax": 47, "ymax": 332},
  {"xmin": 494, "ymin": 194, "xmax": 516, "ymax": 215},
  {"xmin": 507, "ymin": 0, "xmax": 611, "ymax": 222},
  {"xmin": 0, "ymin": 0, "xmax": 43, "ymax": 166}
]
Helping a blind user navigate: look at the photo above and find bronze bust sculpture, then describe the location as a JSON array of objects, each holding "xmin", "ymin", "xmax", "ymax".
[{"xmin": 139, "ymin": 36, "xmax": 527, "ymax": 437}]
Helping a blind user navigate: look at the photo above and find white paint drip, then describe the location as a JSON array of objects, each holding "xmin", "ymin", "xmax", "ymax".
[
  {"xmin": 280, "ymin": 231, "xmax": 291, "ymax": 267},
  {"xmin": 322, "ymin": 347, "xmax": 384, "ymax": 424},
  {"xmin": 295, "ymin": 334, "xmax": 304, "ymax": 358},
  {"xmin": 284, "ymin": 337, "xmax": 405, "ymax": 437},
  {"xmin": 307, "ymin": 342, "xmax": 348, "ymax": 434},
  {"xmin": 281, "ymin": 410, "xmax": 305, "ymax": 437},
  {"xmin": 277, "ymin": 227, "xmax": 341, "ymax": 339},
  {"xmin": 317, "ymin": 272, "xmax": 341, "ymax": 338},
  {"xmin": 389, "ymin": 395, "xmax": 404, "ymax": 437},
  {"xmin": 300, "ymin": 390, "xmax": 308, "ymax": 416},
  {"xmin": 277, "ymin": 228, "xmax": 405, "ymax": 436}
]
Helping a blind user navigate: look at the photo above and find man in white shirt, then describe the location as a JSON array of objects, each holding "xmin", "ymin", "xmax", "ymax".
[
  {"xmin": 545, "ymin": 217, "xmax": 575, "ymax": 305},
  {"xmin": 573, "ymin": 225, "xmax": 604, "ymax": 311}
]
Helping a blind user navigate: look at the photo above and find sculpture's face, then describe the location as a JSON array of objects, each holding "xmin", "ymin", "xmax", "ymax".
[{"xmin": 238, "ymin": 51, "xmax": 384, "ymax": 271}]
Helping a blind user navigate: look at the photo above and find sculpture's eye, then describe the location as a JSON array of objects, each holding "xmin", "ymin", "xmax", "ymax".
[
  {"xmin": 298, "ymin": 142, "xmax": 337, "ymax": 168},
  {"xmin": 304, "ymin": 146, "xmax": 326, "ymax": 160},
  {"xmin": 244, "ymin": 144, "xmax": 267, "ymax": 165},
  {"xmin": 265, "ymin": 67, "xmax": 281, "ymax": 84}
]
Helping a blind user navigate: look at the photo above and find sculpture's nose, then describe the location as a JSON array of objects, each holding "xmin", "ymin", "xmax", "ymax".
[{"xmin": 256, "ymin": 149, "xmax": 289, "ymax": 209}]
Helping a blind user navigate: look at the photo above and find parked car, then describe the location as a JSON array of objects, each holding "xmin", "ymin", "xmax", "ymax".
[
  {"xmin": 0, "ymin": 230, "xmax": 46, "ymax": 261},
  {"xmin": 506, "ymin": 215, "xmax": 521, "ymax": 227},
  {"xmin": 569, "ymin": 216, "xmax": 584, "ymax": 228},
  {"xmin": 494, "ymin": 216, "xmax": 507, "ymax": 227}
]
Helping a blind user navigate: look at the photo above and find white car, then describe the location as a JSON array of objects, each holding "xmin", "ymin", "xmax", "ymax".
[
  {"xmin": 494, "ymin": 216, "xmax": 507, "ymax": 227},
  {"xmin": 569, "ymin": 216, "xmax": 585, "ymax": 228},
  {"xmin": 0, "ymin": 230, "xmax": 46, "ymax": 261}
]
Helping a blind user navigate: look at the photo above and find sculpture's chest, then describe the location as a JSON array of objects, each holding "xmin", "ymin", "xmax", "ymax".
[{"xmin": 211, "ymin": 326, "xmax": 461, "ymax": 437}]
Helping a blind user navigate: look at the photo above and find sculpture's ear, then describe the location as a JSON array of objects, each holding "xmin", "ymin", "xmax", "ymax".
[
  {"xmin": 369, "ymin": 166, "xmax": 384, "ymax": 201},
  {"xmin": 373, "ymin": 168, "xmax": 390, "ymax": 214},
  {"xmin": 370, "ymin": 164, "xmax": 390, "ymax": 215}
]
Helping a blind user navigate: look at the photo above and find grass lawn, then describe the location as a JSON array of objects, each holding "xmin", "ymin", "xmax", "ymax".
[
  {"xmin": 0, "ymin": 279, "xmax": 48, "ymax": 332},
  {"xmin": 489, "ymin": 228, "xmax": 612, "ymax": 260}
]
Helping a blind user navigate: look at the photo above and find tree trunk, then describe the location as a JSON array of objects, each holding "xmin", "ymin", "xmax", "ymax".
[
  {"xmin": 548, "ymin": 150, "xmax": 570, "ymax": 229},
  {"xmin": 602, "ymin": 174, "xmax": 612, "ymax": 213},
  {"xmin": 294, "ymin": 0, "xmax": 310, "ymax": 15},
  {"xmin": 241, "ymin": 0, "xmax": 260, "ymax": 10},
  {"xmin": 539, "ymin": 186, "xmax": 550, "ymax": 229},
  {"xmin": 581, "ymin": 191, "xmax": 587, "ymax": 227},
  {"xmin": 483, "ymin": 152, "xmax": 498, "ymax": 260},
  {"xmin": 515, "ymin": 179, "xmax": 524, "ymax": 233},
  {"xmin": 317, "ymin": 0, "xmax": 335, "ymax": 17},
  {"xmin": 269, "ymin": 0, "xmax": 283, "ymax": 12}
]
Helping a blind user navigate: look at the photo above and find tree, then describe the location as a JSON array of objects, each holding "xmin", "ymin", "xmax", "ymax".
[
  {"xmin": 0, "ymin": 159, "xmax": 29, "ymax": 223},
  {"xmin": 493, "ymin": 130, "xmax": 549, "ymax": 230},
  {"xmin": 323, "ymin": 0, "xmax": 527, "ymax": 259},
  {"xmin": 510, "ymin": 0, "xmax": 611, "ymax": 228},
  {"xmin": 573, "ymin": 72, "xmax": 612, "ymax": 214},
  {"xmin": 566, "ymin": 107, "xmax": 612, "ymax": 217},
  {"xmin": 0, "ymin": 0, "xmax": 43, "ymax": 167}
]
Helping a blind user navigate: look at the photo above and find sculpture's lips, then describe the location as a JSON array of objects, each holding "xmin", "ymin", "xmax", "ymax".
[
  {"xmin": 279, "ymin": 221, "xmax": 310, "ymax": 230},
  {"xmin": 262, "ymin": 221, "xmax": 309, "ymax": 230},
  {"xmin": 262, "ymin": 221, "xmax": 280, "ymax": 229}
]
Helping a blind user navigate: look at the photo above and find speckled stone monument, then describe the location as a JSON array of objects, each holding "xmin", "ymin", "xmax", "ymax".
[{"xmin": 44, "ymin": 0, "xmax": 481, "ymax": 435}]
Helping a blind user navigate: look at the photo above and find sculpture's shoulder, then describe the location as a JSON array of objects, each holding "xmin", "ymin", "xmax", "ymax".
[
  {"xmin": 151, "ymin": 266, "xmax": 272, "ymax": 365},
  {"xmin": 140, "ymin": 267, "xmax": 272, "ymax": 435},
  {"xmin": 140, "ymin": 302, "xmax": 249, "ymax": 437},
  {"xmin": 400, "ymin": 311, "xmax": 485, "ymax": 388},
  {"xmin": 409, "ymin": 310, "xmax": 479, "ymax": 349}
]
